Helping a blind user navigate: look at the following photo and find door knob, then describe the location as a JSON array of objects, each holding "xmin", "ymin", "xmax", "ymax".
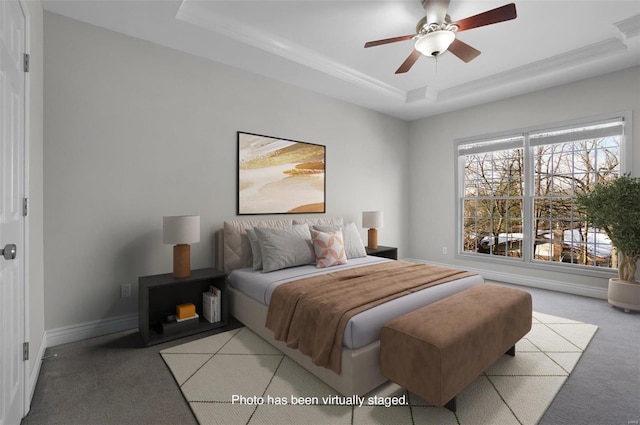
[{"xmin": 1, "ymin": 244, "xmax": 17, "ymax": 260}]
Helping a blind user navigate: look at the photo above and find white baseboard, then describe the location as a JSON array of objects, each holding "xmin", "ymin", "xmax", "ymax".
[
  {"xmin": 28, "ymin": 334, "xmax": 46, "ymax": 392},
  {"xmin": 45, "ymin": 313, "xmax": 138, "ymax": 348},
  {"xmin": 404, "ymin": 258, "xmax": 608, "ymax": 300}
]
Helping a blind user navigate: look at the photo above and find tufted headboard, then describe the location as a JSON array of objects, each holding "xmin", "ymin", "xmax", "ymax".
[{"xmin": 219, "ymin": 217, "xmax": 344, "ymax": 274}]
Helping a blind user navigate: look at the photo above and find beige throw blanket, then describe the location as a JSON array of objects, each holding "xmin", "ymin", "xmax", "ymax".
[{"xmin": 265, "ymin": 261, "xmax": 476, "ymax": 374}]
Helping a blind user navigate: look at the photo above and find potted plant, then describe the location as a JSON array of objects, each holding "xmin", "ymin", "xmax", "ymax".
[{"xmin": 576, "ymin": 173, "xmax": 640, "ymax": 312}]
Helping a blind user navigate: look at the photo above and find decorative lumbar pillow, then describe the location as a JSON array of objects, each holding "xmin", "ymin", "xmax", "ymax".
[
  {"xmin": 254, "ymin": 224, "xmax": 315, "ymax": 272},
  {"xmin": 313, "ymin": 222, "xmax": 367, "ymax": 259},
  {"xmin": 311, "ymin": 229, "xmax": 348, "ymax": 268}
]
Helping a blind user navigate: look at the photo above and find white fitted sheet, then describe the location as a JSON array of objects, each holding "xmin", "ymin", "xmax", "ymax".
[{"xmin": 228, "ymin": 258, "xmax": 484, "ymax": 349}]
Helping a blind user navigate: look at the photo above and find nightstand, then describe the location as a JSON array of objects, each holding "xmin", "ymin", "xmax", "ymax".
[
  {"xmin": 366, "ymin": 245, "xmax": 398, "ymax": 260},
  {"xmin": 138, "ymin": 268, "xmax": 230, "ymax": 346}
]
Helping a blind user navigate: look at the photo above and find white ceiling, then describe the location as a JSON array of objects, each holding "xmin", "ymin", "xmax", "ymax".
[{"xmin": 42, "ymin": 0, "xmax": 640, "ymax": 121}]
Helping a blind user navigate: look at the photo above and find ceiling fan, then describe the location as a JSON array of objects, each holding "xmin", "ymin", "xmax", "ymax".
[{"xmin": 364, "ymin": 1, "xmax": 517, "ymax": 74}]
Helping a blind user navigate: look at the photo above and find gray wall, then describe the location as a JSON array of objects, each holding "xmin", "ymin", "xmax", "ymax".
[
  {"xmin": 43, "ymin": 12, "xmax": 409, "ymax": 330},
  {"xmin": 408, "ymin": 66, "xmax": 640, "ymax": 295}
]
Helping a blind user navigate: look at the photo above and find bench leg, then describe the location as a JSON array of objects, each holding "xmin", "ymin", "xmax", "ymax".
[
  {"xmin": 444, "ymin": 397, "xmax": 456, "ymax": 412},
  {"xmin": 506, "ymin": 345, "xmax": 515, "ymax": 357}
]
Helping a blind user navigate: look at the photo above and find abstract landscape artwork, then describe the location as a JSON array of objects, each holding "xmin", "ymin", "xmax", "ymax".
[{"xmin": 237, "ymin": 132, "xmax": 326, "ymax": 215}]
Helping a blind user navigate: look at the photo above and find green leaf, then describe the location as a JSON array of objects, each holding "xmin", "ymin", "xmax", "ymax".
[{"xmin": 575, "ymin": 173, "xmax": 640, "ymax": 281}]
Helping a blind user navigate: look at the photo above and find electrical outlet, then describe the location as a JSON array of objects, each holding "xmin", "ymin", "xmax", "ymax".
[
  {"xmin": 442, "ymin": 247, "xmax": 448, "ymax": 255},
  {"xmin": 120, "ymin": 283, "xmax": 131, "ymax": 298}
]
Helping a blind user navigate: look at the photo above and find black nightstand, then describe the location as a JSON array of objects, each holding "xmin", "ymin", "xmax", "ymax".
[
  {"xmin": 138, "ymin": 268, "xmax": 230, "ymax": 346},
  {"xmin": 366, "ymin": 245, "xmax": 398, "ymax": 260}
]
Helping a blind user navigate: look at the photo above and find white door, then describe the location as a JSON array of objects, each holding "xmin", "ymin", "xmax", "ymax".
[{"xmin": 0, "ymin": 1, "xmax": 27, "ymax": 424}]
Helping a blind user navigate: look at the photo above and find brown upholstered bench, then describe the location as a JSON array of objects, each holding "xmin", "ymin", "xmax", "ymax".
[{"xmin": 380, "ymin": 284, "xmax": 532, "ymax": 412}]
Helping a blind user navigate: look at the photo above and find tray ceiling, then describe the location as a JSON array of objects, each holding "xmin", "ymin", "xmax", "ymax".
[{"xmin": 42, "ymin": 0, "xmax": 640, "ymax": 121}]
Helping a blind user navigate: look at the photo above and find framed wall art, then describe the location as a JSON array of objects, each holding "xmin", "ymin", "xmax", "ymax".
[{"xmin": 237, "ymin": 132, "xmax": 326, "ymax": 215}]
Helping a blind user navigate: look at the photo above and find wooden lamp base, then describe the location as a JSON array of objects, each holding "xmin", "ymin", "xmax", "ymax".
[
  {"xmin": 173, "ymin": 244, "xmax": 191, "ymax": 278},
  {"xmin": 367, "ymin": 228, "xmax": 378, "ymax": 250}
]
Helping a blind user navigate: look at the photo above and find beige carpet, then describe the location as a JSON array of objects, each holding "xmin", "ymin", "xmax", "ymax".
[{"xmin": 161, "ymin": 312, "xmax": 597, "ymax": 425}]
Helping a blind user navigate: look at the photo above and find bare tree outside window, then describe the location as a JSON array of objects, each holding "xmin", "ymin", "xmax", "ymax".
[
  {"xmin": 458, "ymin": 117, "xmax": 625, "ymax": 273},
  {"xmin": 532, "ymin": 138, "xmax": 619, "ymax": 268},
  {"xmin": 463, "ymin": 148, "xmax": 524, "ymax": 258}
]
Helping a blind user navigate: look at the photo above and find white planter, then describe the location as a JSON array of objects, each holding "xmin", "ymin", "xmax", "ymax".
[{"xmin": 608, "ymin": 278, "xmax": 640, "ymax": 312}]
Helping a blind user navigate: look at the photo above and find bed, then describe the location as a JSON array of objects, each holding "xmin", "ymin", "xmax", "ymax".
[{"xmin": 220, "ymin": 217, "xmax": 484, "ymax": 396}]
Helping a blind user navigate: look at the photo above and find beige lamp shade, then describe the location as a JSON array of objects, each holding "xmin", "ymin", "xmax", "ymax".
[
  {"xmin": 163, "ymin": 215, "xmax": 200, "ymax": 245},
  {"xmin": 362, "ymin": 211, "xmax": 383, "ymax": 250},
  {"xmin": 362, "ymin": 211, "xmax": 383, "ymax": 229},
  {"xmin": 163, "ymin": 215, "xmax": 200, "ymax": 278}
]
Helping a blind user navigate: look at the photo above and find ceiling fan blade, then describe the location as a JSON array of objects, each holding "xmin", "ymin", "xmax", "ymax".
[
  {"xmin": 422, "ymin": 0, "xmax": 451, "ymax": 25},
  {"xmin": 453, "ymin": 3, "xmax": 517, "ymax": 32},
  {"xmin": 364, "ymin": 34, "xmax": 415, "ymax": 48},
  {"xmin": 395, "ymin": 50, "xmax": 422, "ymax": 74},
  {"xmin": 447, "ymin": 39, "xmax": 481, "ymax": 63}
]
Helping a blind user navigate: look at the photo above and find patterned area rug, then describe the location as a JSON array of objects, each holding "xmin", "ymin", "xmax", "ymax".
[{"xmin": 161, "ymin": 312, "xmax": 597, "ymax": 425}]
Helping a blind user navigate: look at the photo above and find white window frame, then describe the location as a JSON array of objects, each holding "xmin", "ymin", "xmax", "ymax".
[{"xmin": 455, "ymin": 111, "xmax": 632, "ymax": 278}]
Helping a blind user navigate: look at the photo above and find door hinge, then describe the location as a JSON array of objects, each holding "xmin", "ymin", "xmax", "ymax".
[
  {"xmin": 23, "ymin": 198, "xmax": 28, "ymax": 217},
  {"xmin": 24, "ymin": 53, "xmax": 30, "ymax": 73},
  {"xmin": 23, "ymin": 342, "xmax": 29, "ymax": 361}
]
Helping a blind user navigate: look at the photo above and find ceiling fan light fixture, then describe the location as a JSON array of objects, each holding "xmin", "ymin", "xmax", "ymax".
[{"xmin": 414, "ymin": 30, "xmax": 455, "ymax": 57}]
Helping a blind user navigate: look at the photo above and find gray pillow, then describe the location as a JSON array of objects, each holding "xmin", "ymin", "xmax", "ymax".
[
  {"xmin": 255, "ymin": 224, "xmax": 315, "ymax": 272},
  {"xmin": 312, "ymin": 222, "xmax": 367, "ymax": 259},
  {"xmin": 245, "ymin": 228, "xmax": 263, "ymax": 270}
]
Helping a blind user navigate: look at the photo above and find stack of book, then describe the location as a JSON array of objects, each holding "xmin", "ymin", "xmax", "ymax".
[
  {"xmin": 176, "ymin": 313, "xmax": 199, "ymax": 322},
  {"xmin": 203, "ymin": 285, "xmax": 221, "ymax": 323}
]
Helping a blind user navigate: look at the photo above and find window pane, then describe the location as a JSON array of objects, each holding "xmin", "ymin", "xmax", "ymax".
[
  {"xmin": 550, "ymin": 198, "xmax": 573, "ymax": 220},
  {"xmin": 552, "ymin": 175, "xmax": 573, "ymax": 195},
  {"xmin": 477, "ymin": 199, "xmax": 491, "ymax": 217},
  {"xmin": 508, "ymin": 175, "xmax": 524, "ymax": 196},
  {"xmin": 460, "ymin": 147, "xmax": 522, "ymax": 260},
  {"xmin": 532, "ymin": 133, "xmax": 622, "ymax": 269},
  {"xmin": 464, "ymin": 182, "xmax": 478, "ymax": 197},
  {"xmin": 476, "ymin": 180, "xmax": 491, "ymax": 196}
]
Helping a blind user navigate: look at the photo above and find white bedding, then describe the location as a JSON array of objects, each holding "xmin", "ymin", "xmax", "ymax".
[{"xmin": 228, "ymin": 257, "xmax": 484, "ymax": 350}]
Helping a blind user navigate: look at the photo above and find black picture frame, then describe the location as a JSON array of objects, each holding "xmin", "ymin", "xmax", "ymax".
[{"xmin": 237, "ymin": 132, "xmax": 326, "ymax": 215}]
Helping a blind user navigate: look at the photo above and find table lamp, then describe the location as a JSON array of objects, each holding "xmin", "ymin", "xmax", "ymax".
[
  {"xmin": 163, "ymin": 215, "xmax": 200, "ymax": 278},
  {"xmin": 362, "ymin": 211, "xmax": 383, "ymax": 250}
]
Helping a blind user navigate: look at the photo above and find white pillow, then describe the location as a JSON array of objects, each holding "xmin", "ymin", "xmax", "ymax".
[
  {"xmin": 293, "ymin": 217, "xmax": 344, "ymax": 226},
  {"xmin": 254, "ymin": 224, "xmax": 315, "ymax": 272},
  {"xmin": 312, "ymin": 222, "xmax": 367, "ymax": 259},
  {"xmin": 311, "ymin": 229, "xmax": 348, "ymax": 268}
]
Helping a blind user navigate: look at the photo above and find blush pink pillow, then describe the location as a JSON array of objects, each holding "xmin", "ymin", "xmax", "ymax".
[{"xmin": 311, "ymin": 229, "xmax": 348, "ymax": 268}]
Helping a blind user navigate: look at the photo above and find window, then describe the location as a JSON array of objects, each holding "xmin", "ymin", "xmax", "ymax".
[
  {"xmin": 457, "ymin": 114, "xmax": 629, "ymax": 274},
  {"xmin": 462, "ymin": 137, "xmax": 524, "ymax": 258}
]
